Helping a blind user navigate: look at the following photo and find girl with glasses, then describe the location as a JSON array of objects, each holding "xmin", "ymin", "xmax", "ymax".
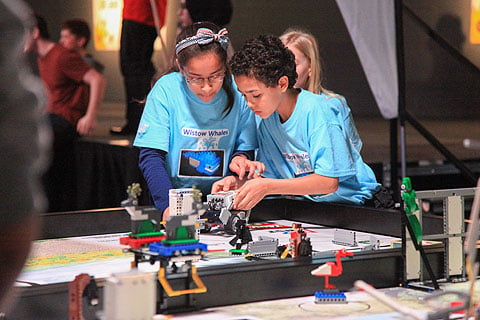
[{"xmin": 134, "ymin": 22, "xmax": 263, "ymax": 221}]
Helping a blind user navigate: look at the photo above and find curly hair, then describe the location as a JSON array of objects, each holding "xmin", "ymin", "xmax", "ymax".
[{"xmin": 230, "ymin": 34, "xmax": 297, "ymax": 88}]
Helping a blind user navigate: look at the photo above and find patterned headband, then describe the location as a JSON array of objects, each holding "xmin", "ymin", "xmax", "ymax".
[{"xmin": 175, "ymin": 27, "xmax": 229, "ymax": 55}]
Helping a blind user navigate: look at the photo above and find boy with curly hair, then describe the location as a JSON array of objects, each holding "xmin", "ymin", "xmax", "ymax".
[{"xmin": 212, "ymin": 34, "xmax": 380, "ymax": 210}]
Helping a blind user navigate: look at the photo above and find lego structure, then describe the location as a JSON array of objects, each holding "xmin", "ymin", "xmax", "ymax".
[
  {"xmin": 405, "ymin": 185, "xmax": 472, "ymax": 285},
  {"xmin": 169, "ymin": 188, "xmax": 198, "ymax": 217},
  {"xmin": 246, "ymin": 236, "xmax": 279, "ymax": 257},
  {"xmin": 202, "ymin": 191, "xmax": 251, "ymax": 235},
  {"xmin": 311, "ymin": 249, "xmax": 354, "ymax": 304},
  {"xmin": 354, "ymin": 280, "xmax": 470, "ymax": 319},
  {"xmin": 68, "ymin": 273, "xmax": 98, "ymax": 320},
  {"xmin": 278, "ymin": 223, "xmax": 312, "ymax": 258},
  {"xmin": 228, "ymin": 218, "xmax": 253, "ymax": 255},
  {"xmin": 150, "ymin": 213, "xmax": 208, "ymax": 297},
  {"xmin": 311, "ymin": 249, "xmax": 354, "ymax": 290},
  {"xmin": 15, "ymin": 197, "xmax": 452, "ymax": 318},
  {"xmin": 332, "ymin": 228, "xmax": 357, "ymax": 247},
  {"xmin": 104, "ymin": 271, "xmax": 156, "ymax": 320},
  {"xmin": 120, "ymin": 186, "xmax": 208, "ymax": 304},
  {"xmin": 401, "ymin": 177, "xmax": 423, "ymax": 244},
  {"xmin": 313, "ymin": 291, "xmax": 347, "ymax": 304},
  {"xmin": 119, "ymin": 183, "xmax": 165, "ymax": 249}
]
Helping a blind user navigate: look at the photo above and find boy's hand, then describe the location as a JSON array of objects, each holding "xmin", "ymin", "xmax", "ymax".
[
  {"xmin": 211, "ymin": 175, "xmax": 241, "ymax": 193},
  {"xmin": 233, "ymin": 178, "xmax": 269, "ymax": 210},
  {"xmin": 229, "ymin": 155, "xmax": 265, "ymax": 180},
  {"xmin": 77, "ymin": 114, "xmax": 97, "ymax": 136}
]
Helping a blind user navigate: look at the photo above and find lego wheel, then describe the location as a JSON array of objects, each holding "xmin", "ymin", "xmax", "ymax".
[
  {"xmin": 200, "ymin": 224, "xmax": 212, "ymax": 233},
  {"xmin": 224, "ymin": 215, "xmax": 239, "ymax": 235},
  {"xmin": 298, "ymin": 239, "xmax": 312, "ymax": 256}
]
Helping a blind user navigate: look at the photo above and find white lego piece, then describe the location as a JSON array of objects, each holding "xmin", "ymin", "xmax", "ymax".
[
  {"xmin": 104, "ymin": 270, "xmax": 156, "ymax": 320},
  {"xmin": 332, "ymin": 229, "xmax": 357, "ymax": 247}
]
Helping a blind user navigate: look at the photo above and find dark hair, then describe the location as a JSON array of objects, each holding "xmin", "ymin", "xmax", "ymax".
[
  {"xmin": 34, "ymin": 14, "xmax": 50, "ymax": 39},
  {"xmin": 175, "ymin": 21, "xmax": 234, "ymax": 116},
  {"xmin": 230, "ymin": 34, "xmax": 297, "ymax": 89},
  {"xmin": 61, "ymin": 19, "xmax": 91, "ymax": 47}
]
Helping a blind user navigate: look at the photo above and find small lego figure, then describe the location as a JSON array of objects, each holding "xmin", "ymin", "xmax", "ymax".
[
  {"xmin": 229, "ymin": 219, "xmax": 253, "ymax": 255},
  {"xmin": 278, "ymin": 223, "xmax": 312, "ymax": 258},
  {"xmin": 401, "ymin": 177, "xmax": 423, "ymax": 243},
  {"xmin": 311, "ymin": 248, "xmax": 354, "ymax": 304}
]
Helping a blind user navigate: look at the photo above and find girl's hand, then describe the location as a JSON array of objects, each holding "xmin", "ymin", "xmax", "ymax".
[
  {"xmin": 162, "ymin": 207, "xmax": 170, "ymax": 223},
  {"xmin": 229, "ymin": 155, "xmax": 265, "ymax": 180},
  {"xmin": 211, "ymin": 175, "xmax": 242, "ymax": 193}
]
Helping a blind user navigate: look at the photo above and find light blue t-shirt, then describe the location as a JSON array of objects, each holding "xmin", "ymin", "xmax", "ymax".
[
  {"xmin": 257, "ymin": 89, "xmax": 379, "ymax": 205},
  {"xmin": 134, "ymin": 72, "xmax": 258, "ymax": 195}
]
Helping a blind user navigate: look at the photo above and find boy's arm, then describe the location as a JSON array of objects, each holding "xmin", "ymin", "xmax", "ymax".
[
  {"xmin": 76, "ymin": 68, "xmax": 106, "ymax": 136},
  {"xmin": 233, "ymin": 174, "xmax": 338, "ymax": 210}
]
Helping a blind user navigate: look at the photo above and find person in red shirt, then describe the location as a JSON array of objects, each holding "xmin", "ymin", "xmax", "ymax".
[
  {"xmin": 60, "ymin": 18, "xmax": 105, "ymax": 73},
  {"xmin": 110, "ymin": 0, "xmax": 167, "ymax": 135},
  {"xmin": 25, "ymin": 14, "xmax": 106, "ymax": 211}
]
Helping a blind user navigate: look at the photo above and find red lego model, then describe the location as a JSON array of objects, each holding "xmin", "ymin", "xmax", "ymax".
[{"xmin": 311, "ymin": 248, "xmax": 354, "ymax": 289}]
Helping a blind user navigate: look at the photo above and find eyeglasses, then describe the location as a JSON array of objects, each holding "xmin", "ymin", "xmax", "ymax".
[{"xmin": 184, "ymin": 70, "xmax": 226, "ymax": 86}]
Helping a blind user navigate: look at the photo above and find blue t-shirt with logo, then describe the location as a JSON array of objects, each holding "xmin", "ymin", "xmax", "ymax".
[
  {"xmin": 134, "ymin": 72, "xmax": 257, "ymax": 195},
  {"xmin": 257, "ymin": 89, "xmax": 379, "ymax": 205}
]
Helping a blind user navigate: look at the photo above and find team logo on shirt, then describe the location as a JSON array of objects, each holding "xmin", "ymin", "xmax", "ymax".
[
  {"xmin": 283, "ymin": 152, "xmax": 314, "ymax": 177},
  {"xmin": 182, "ymin": 128, "xmax": 229, "ymax": 149},
  {"xmin": 179, "ymin": 149, "xmax": 225, "ymax": 177},
  {"xmin": 178, "ymin": 128, "xmax": 228, "ymax": 177}
]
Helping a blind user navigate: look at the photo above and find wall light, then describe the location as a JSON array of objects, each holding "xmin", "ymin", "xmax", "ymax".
[
  {"xmin": 93, "ymin": 0, "xmax": 122, "ymax": 51},
  {"xmin": 471, "ymin": 0, "xmax": 480, "ymax": 44}
]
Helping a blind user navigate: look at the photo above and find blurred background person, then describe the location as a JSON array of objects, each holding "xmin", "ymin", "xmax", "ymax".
[
  {"xmin": 280, "ymin": 27, "xmax": 324, "ymax": 94},
  {"xmin": 110, "ymin": 0, "xmax": 167, "ymax": 136},
  {"xmin": 60, "ymin": 18, "xmax": 105, "ymax": 73},
  {"xmin": 178, "ymin": 0, "xmax": 233, "ymax": 30},
  {"xmin": 177, "ymin": 0, "xmax": 234, "ymax": 59},
  {"xmin": 0, "ymin": 0, "xmax": 49, "ymax": 312},
  {"xmin": 25, "ymin": 14, "xmax": 106, "ymax": 212}
]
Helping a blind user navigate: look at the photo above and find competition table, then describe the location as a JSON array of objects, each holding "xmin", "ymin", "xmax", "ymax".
[{"xmin": 9, "ymin": 198, "xmax": 446, "ymax": 319}]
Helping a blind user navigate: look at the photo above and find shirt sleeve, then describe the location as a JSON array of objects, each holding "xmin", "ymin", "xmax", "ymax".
[
  {"xmin": 133, "ymin": 82, "xmax": 171, "ymax": 151},
  {"xmin": 234, "ymin": 100, "xmax": 258, "ymax": 151},
  {"xmin": 308, "ymin": 109, "xmax": 357, "ymax": 178},
  {"xmin": 138, "ymin": 147, "xmax": 172, "ymax": 215},
  {"xmin": 58, "ymin": 49, "xmax": 91, "ymax": 83}
]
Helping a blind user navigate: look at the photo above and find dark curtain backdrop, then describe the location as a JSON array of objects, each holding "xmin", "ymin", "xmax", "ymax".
[{"xmin": 73, "ymin": 140, "xmax": 150, "ymax": 211}]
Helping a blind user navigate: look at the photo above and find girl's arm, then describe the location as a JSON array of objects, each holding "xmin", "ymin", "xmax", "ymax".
[{"xmin": 138, "ymin": 147, "xmax": 172, "ymax": 220}]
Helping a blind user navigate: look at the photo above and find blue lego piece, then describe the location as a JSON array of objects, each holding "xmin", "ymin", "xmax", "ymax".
[
  {"xmin": 183, "ymin": 151, "xmax": 221, "ymax": 175},
  {"xmin": 149, "ymin": 241, "xmax": 208, "ymax": 258},
  {"xmin": 314, "ymin": 291, "xmax": 347, "ymax": 304}
]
